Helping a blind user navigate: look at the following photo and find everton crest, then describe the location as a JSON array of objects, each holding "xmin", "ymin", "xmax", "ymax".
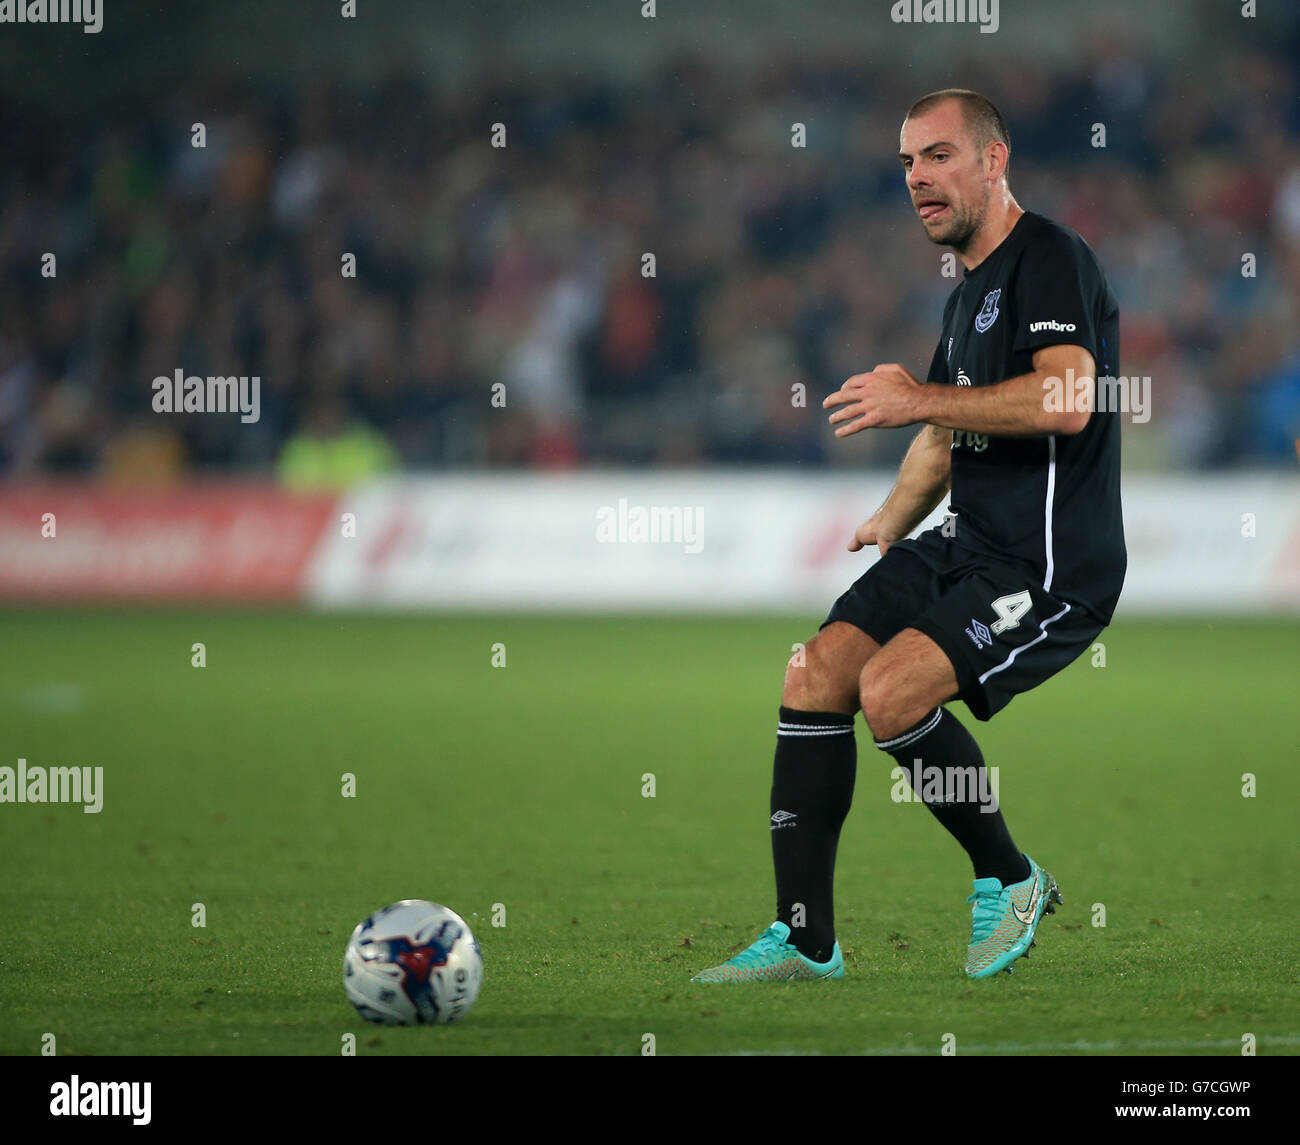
[{"xmin": 974, "ymin": 288, "xmax": 1001, "ymax": 334}]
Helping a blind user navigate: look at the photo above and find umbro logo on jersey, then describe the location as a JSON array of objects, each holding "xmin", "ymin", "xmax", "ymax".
[
  {"xmin": 1012, "ymin": 877, "xmax": 1043, "ymax": 926},
  {"xmin": 770, "ymin": 810, "xmax": 798, "ymax": 830},
  {"xmin": 1029, "ymin": 319, "xmax": 1076, "ymax": 332},
  {"xmin": 964, "ymin": 618, "xmax": 992, "ymax": 648},
  {"xmin": 974, "ymin": 288, "xmax": 1001, "ymax": 333}
]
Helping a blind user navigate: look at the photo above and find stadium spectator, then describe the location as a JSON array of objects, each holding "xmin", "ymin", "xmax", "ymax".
[{"xmin": 1, "ymin": 51, "xmax": 1297, "ymax": 476}]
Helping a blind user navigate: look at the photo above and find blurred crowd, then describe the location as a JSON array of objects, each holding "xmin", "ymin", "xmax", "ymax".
[{"xmin": 2, "ymin": 37, "xmax": 1299, "ymax": 485}]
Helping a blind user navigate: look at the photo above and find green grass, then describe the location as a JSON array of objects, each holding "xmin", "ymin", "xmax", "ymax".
[{"xmin": 1, "ymin": 609, "xmax": 1297, "ymax": 1056}]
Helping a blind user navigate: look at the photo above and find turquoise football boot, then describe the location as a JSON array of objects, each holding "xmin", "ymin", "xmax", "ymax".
[
  {"xmin": 691, "ymin": 922, "xmax": 844, "ymax": 983},
  {"xmin": 965, "ymin": 854, "xmax": 1062, "ymax": 978}
]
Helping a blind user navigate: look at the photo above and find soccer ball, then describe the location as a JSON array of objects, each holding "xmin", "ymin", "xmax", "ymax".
[{"xmin": 343, "ymin": 899, "xmax": 483, "ymax": 1025}]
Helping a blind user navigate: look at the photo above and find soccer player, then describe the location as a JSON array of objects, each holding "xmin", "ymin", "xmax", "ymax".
[{"xmin": 693, "ymin": 89, "xmax": 1125, "ymax": 982}]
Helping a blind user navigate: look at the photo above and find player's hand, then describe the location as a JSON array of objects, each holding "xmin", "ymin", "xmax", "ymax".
[
  {"xmin": 848, "ymin": 516, "xmax": 897, "ymax": 555},
  {"xmin": 823, "ymin": 364, "xmax": 925, "ymax": 436}
]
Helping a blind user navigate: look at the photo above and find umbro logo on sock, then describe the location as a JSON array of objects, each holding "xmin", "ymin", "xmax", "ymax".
[{"xmin": 770, "ymin": 810, "xmax": 798, "ymax": 830}]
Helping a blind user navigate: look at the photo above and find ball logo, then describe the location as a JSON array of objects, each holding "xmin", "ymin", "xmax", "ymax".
[
  {"xmin": 445, "ymin": 966, "xmax": 472, "ymax": 1019},
  {"xmin": 393, "ymin": 939, "xmax": 449, "ymax": 982}
]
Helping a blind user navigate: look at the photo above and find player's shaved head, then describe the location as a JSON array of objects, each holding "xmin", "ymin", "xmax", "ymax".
[
  {"xmin": 900, "ymin": 89, "xmax": 1018, "ymax": 258},
  {"xmin": 905, "ymin": 89, "xmax": 1010, "ymax": 173}
]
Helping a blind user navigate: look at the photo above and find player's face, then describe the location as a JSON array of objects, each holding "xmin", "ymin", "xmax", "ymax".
[{"xmin": 899, "ymin": 104, "xmax": 991, "ymax": 252}]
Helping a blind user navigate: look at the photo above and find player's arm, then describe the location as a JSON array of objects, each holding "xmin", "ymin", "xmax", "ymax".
[
  {"xmin": 915, "ymin": 344, "xmax": 1093, "ymax": 436},
  {"xmin": 847, "ymin": 423, "xmax": 951, "ymax": 554},
  {"xmin": 824, "ymin": 344, "xmax": 1094, "ymax": 438}
]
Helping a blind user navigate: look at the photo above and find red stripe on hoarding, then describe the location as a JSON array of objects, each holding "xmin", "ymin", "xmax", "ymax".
[{"xmin": 0, "ymin": 484, "xmax": 337, "ymax": 602}]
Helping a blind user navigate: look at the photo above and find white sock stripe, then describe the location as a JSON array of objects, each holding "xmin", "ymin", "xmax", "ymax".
[
  {"xmin": 873, "ymin": 706, "xmax": 943, "ymax": 751},
  {"xmin": 777, "ymin": 724, "xmax": 855, "ymax": 736},
  {"xmin": 777, "ymin": 720, "xmax": 852, "ymax": 729},
  {"xmin": 778, "ymin": 728, "xmax": 851, "ymax": 733}
]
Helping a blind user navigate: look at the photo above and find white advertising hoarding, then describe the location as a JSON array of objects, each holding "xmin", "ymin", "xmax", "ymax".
[{"xmin": 306, "ymin": 473, "xmax": 1300, "ymax": 614}]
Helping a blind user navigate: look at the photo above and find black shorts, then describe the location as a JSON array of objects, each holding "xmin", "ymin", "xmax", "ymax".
[{"xmin": 821, "ymin": 528, "xmax": 1107, "ymax": 721}]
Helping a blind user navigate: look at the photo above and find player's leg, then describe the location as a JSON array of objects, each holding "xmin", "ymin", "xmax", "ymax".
[
  {"xmin": 691, "ymin": 546, "xmax": 943, "ymax": 983},
  {"xmin": 859, "ymin": 627, "xmax": 1055, "ymax": 978},
  {"xmin": 859, "ymin": 627, "xmax": 1031, "ymax": 889},
  {"xmin": 780, "ymin": 619, "xmax": 877, "ymax": 713},
  {"xmin": 861, "ymin": 573, "xmax": 1097, "ymax": 976},
  {"xmin": 691, "ymin": 622, "xmax": 879, "ymax": 983},
  {"xmin": 770, "ymin": 621, "xmax": 880, "ymax": 962}
]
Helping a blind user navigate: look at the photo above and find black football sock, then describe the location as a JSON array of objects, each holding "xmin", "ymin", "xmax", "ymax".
[
  {"xmin": 771, "ymin": 706, "xmax": 857, "ymax": 963},
  {"xmin": 875, "ymin": 706, "xmax": 1030, "ymax": 887}
]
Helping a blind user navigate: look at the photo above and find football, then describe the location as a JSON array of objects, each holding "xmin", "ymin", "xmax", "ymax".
[{"xmin": 343, "ymin": 899, "xmax": 483, "ymax": 1026}]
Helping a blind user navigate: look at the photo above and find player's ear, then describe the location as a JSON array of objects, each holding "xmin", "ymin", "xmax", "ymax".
[{"xmin": 987, "ymin": 141, "xmax": 1009, "ymax": 182}]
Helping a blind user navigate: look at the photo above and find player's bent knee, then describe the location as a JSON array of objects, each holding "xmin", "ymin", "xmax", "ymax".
[
  {"xmin": 781, "ymin": 640, "xmax": 836, "ymax": 711},
  {"xmin": 782, "ymin": 630, "xmax": 861, "ymax": 715},
  {"xmin": 857, "ymin": 673, "xmax": 886, "ymax": 738},
  {"xmin": 859, "ymin": 665, "xmax": 908, "ymax": 742}
]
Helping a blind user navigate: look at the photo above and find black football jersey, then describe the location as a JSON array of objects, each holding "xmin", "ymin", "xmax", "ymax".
[{"xmin": 924, "ymin": 210, "xmax": 1126, "ymax": 623}]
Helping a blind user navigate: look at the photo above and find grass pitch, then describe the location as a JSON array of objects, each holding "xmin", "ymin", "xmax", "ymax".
[{"xmin": 1, "ymin": 609, "xmax": 1297, "ymax": 1056}]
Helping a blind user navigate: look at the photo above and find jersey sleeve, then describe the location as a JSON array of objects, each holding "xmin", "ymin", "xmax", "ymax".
[
  {"xmin": 926, "ymin": 290, "xmax": 958, "ymax": 384},
  {"xmin": 926, "ymin": 337, "xmax": 949, "ymax": 385},
  {"xmin": 1012, "ymin": 229, "xmax": 1098, "ymax": 360}
]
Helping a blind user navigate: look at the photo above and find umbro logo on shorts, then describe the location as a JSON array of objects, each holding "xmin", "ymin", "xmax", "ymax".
[
  {"xmin": 965, "ymin": 618, "xmax": 992, "ymax": 649},
  {"xmin": 770, "ymin": 810, "xmax": 798, "ymax": 830}
]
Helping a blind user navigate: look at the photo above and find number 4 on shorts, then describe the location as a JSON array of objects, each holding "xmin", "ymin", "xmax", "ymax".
[{"xmin": 989, "ymin": 590, "xmax": 1033, "ymax": 634}]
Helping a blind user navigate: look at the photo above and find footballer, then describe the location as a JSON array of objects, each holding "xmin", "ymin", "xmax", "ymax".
[{"xmin": 694, "ymin": 89, "xmax": 1125, "ymax": 981}]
